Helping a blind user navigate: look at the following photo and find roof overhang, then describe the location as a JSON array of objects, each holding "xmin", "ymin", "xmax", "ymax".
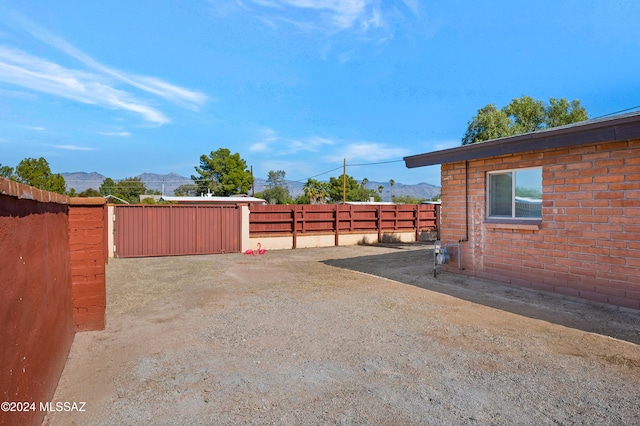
[{"xmin": 404, "ymin": 111, "xmax": 640, "ymax": 168}]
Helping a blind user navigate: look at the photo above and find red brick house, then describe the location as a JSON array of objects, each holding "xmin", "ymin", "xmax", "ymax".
[{"xmin": 404, "ymin": 111, "xmax": 640, "ymax": 310}]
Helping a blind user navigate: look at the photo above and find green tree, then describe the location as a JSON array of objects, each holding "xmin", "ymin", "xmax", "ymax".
[
  {"xmin": 140, "ymin": 196, "xmax": 170, "ymax": 205},
  {"xmin": 361, "ymin": 178, "xmax": 369, "ymax": 201},
  {"xmin": 545, "ymin": 98, "xmax": 588, "ymax": 127},
  {"xmin": 294, "ymin": 194, "xmax": 310, "ymax": 204},
  {"xmin": 99, "ymin": 177, "xmax": 147, "ymax": 203},
  {"xmin": 115, "ymin": 177, "xmax": 147, "ymax": 204},
  {"xmin": 392, "ymin": 195, "xmax": 427, "ymax": 204},
  {"xmin": 303, "ymin": 178, "xmax": 330, "ymax": 204},
  {"xmin": 259, "ymin": 186, "xmax": 293, "ymax": 204},
  {"xmin": 78, "ymin": 188, "xmax": 102, "ymax": 197},
  {"xmin": 503, "ymin": 96, "xmax": 546, "ymax": 134},
  {"xmin": 327, "ymin": 174, "xmax": 378, "ymax": 203},
  {"xmin": 0, "ymin": 163, "xmax": 14, "ymax": 178},
  {"xmin": 266, "ymin": 170, "xmax": 287, "ymax": 188},
  {"xmin": 191, "ymin": 148, "xmax": 253, "ymax": 196},
  {"xmin": 328, "ymin": 174, "xmax": 358, "ymax": 203},
  {"xmin": 462, "ymin": 96, "xmax": 589, "ymax": 145},
  {"xmin": 389, "ymin": 179, "xmax": 395, "ymax": 202},
  {"xmin": 99, "ymin": 178, "xmax": 117, "ymax": 196},
  {"xmin": 359, "ymin": 178, "xmax": 381, "ymax": 202},
  {"xmin": 14, "ymin": 157, "xmax": 66, "ymax": 194},
  {"xmin": 462, "ymin": 104, "xmax": 512, "ymax": 145},
  {"xmin": 260, "ymin": 170, "xmax": 292, "ymax": 204},
  {"xmin": 174, "ymin": 183, "xmax": 199, "ymax": 196}
]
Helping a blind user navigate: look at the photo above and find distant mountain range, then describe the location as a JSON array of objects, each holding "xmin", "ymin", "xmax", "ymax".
[{"xmin": 62, "ymin": 172, "xmax": 441, "ymax": 201}]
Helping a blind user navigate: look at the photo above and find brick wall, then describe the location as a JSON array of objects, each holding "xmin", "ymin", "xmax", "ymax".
[
  {"xmin": 440, "ymin": 139, "xmax": 640, "ymax": 310},
  {"xmin": 0, "ymin": 178, "xmax": 106, "ymax": 426},
  {"xmin": 1, "ymin": 180, "xmax": 75, "ymax": 426},
  {"xmin": 69, "ymin": 198, "xmax": 107, "ymax": 331}
]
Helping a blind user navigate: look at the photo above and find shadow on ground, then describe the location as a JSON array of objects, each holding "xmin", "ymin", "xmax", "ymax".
[{"xmin": 323, "ymin": 243, "xmax": 640, "ymax": 345}]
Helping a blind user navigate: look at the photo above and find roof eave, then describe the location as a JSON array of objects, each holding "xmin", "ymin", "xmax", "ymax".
[{"xmin": 404, "ymin": 111, "xmax": 640, "ymax": 168}]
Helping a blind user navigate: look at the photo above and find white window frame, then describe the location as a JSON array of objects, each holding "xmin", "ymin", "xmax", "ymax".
[{"xmin": 486, "ymin": 167, "xmax": 542, "ymax": 220}]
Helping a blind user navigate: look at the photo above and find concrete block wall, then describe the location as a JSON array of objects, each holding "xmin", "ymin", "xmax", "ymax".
[{"xmin": 440, "ymin": 139, "xmax": 640, "ymax": 310}]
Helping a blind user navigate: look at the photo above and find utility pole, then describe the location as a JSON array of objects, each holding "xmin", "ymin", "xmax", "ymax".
[{"xmin": 251, "ymin": 165, "xmax": 254, "ymax": 196}]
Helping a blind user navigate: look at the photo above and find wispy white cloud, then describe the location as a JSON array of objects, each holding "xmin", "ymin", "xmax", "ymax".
[
  {"xmin": 249, "ymin": 128, "xmax": 335, "ymax": 154},
  {"xmin": 262, "ymin": 128, "xmax": 279, "ymax": 141},
  {"xmin": 249, "ymin": 128, "xmax": 277, "ymax": 152},
  {"xmin": 52, "ymin": 144, "xmax": 97, "ymax": 151},
  {"xmin": 244, "ymin": 0, "xmax": 368, "ymax": 32},
  {"xmin": 324, "ymin": 141, "xmax": 408, "ymax": 162},
  {"xmin": 249, "ymin": 141, "xmax": 270, "ymax": 152},
  {"xmin": 0, "ymin": 15, "xmax": 208, "ymax": 124},
  {"xmin": 400, "ymin": 0, "xmax": 420, "ymax": 17},
  {"xmin": 133, "ymin": 76, "xmax": 208, "ymax": 109},
  {"xmin": 19, "ymin": 16, "xmax": 208, "ymax": 108},
  {"xmin": 249, "ymin": 128, "xmax": 407, "ymax": 182},
  {"xmin": 289, "ymin": 135, "xmax": 334, "ymax": 153},
  {"xmin": 242, "ymin": 0, "xmax": 419, "ymax": 36},
  {"xmin": 100, "ymin": 131, "xmax": 131, "ymax": 137},
  {"xmin": 256, "ymin": 158, "xmax": 319, "ymax": 181},
  {"xmin": 338, "ymin": 49, "xmax": 355, "ymax": 63},
  {"xmin": 0, "ymin": 46, "xmax": 170, "ymax": 124}
]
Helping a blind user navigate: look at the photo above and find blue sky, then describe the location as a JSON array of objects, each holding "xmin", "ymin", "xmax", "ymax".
[{"xmin": 1, "ymin": 1, "xmax": 639, "ymax": 186}]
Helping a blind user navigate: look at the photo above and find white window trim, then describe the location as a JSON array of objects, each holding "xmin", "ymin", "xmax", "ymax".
[{"xmin": 486, "ymin": 167, "xmax": 542, "ymax": 221}]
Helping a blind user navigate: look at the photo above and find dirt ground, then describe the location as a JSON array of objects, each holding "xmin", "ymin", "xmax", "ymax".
[{"xmin": 45, "ymin": 243, "xmax": 640, "ymax": 425}]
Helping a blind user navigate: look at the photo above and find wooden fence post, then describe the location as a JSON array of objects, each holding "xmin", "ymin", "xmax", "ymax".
[
  {"xmin": 334, "ymin": 205, "xmax": 340, "ymax": 246},
  {"xmin": 377, "ymin": 205, "xmax": 382, "ymax": 243},
  {"xmin": 292, "ymin": 205, "xmax": 298, "ymax": 249},
  {"xmin": 414, "ymin": 205, "xmax": 419, "ymax": 242}
]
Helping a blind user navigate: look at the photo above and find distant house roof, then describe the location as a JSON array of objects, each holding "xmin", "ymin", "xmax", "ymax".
[
  {"xmin": 160, "ymin": 195, "xmax": 267, "ymax": 205},
  {"xmin": 404, "ymin": 110, "xmax": 640, "ymax": 168},
  {"xmin": 343, "ymin": 201, "xmax": 396, "ymax": 205}
]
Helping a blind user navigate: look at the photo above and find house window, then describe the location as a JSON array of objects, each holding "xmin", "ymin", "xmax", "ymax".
[{"xmin": 487, "ymin": 167, "xmax": 542, "ymax": 219}]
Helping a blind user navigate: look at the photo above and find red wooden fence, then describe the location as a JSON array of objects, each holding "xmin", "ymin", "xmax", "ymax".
[{"xmin": 250, "ymin": 204, "xmax": 438, "ymax": 247}]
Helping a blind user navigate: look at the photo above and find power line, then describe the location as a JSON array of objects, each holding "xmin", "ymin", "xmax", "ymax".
[
  {"xmin": 592, "ymin": 105, "xmax": 640, "ymax": 119},
  {"xmin": 292, "ymin": 159, "xmax": 405, "ymax": 183},
  {"xmin": 348, "ymin": 159, "xmax": 405, "ymax": 167},
  {"xmin": 291, "ymin": 165, "xmax": 345, "ymax": 183}
]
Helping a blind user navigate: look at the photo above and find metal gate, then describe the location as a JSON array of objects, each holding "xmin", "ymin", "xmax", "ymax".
[{"xmin": 113, "ymin": 205, "xmax": 241, "ymax": 258}]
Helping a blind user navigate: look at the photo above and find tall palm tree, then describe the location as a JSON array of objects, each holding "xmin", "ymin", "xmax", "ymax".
[
  {"xmin": 361, "ymin": 178, "xmax": 368, "ymax": 201},
  {"xmin": 304, "ymin": 178, "xmax": 329, "ymax": 204},
  {"xmin": 389, "ymin": 179, "xmax": 395, "ymax": 202}
]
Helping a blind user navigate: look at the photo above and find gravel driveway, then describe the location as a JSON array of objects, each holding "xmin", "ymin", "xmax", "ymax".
[{"xmin": 46, "ymin": 244, "xmax": 640, "ymax": 425}]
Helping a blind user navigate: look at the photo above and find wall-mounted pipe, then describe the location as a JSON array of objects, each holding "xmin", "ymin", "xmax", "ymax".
[{"xmin": 459, "ymin": 160, "xmax": 469, "ymax": 244}]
